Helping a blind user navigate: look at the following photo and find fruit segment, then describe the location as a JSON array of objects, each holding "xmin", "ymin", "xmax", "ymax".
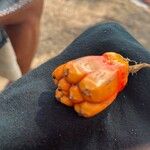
[
  {"xmin": 74, "ymin": 93, "xmax": 117, "ymax": 118},
  {"xmin": 79, "ymin": 69, "xmax": 118, "ymax": 103},
  {"xmin": 52, "ymin": 64, "xmax": 65, "ymax": 84},
  {"xmin": 69, "ymin": 86, "xmax": 84, "ymax": 103}
]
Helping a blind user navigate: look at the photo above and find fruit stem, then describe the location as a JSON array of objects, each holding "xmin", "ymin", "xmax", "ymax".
[{"xmin": 129, "ymin": 63, "xmax": 150, "ymax": 74}]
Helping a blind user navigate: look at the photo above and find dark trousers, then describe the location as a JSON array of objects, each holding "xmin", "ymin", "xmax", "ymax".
[{"xmin": 0, "ymin": 22, "xmax": 150, "ymax": 150}]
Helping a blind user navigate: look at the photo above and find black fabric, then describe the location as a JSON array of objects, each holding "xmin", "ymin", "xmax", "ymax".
[
  {"xmin": 0, "ymin": 28, "xmax": 7, "ymax": 48},
  {"xmin": 0, "ymin": 22, "xmax": 150, "ymax": 150}
]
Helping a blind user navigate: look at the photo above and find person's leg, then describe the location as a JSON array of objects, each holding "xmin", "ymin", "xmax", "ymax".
[
  {"xmin": 0, "ymin": 28, "xmax": 21, "ymax": 85},
  {"xmin": 0, "ymin": 0, "xmax": 44, "ymax": 74},
  {"xmin": 0, "ymin": 22, "xmax": 150, "ymax": 150},
  {"xmin": 144, "ymin": 0, "xmax": 150, "ymax": 4},
  {"xmin": 0, "ymin": 39, "xmax": 22, "ymax": 81}
]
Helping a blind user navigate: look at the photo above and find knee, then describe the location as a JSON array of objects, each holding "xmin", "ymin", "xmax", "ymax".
[
  {"xmin": 0, "ymin": 0, "xmax": 44, "ymax": 26},
  {"xmin": 19, "ymin": 0, "xmax": 44, "ymax": 29},
  {"xmin": 85, "ymin": 22, "xmax": 126, "ymax": 39},
  {"xmin": 24, "ymin": 0, "xmax": 44, "ymax": 23},
  {"xmin": 28, "ymin": 0, "xmax": 44, "ymax": 18},
  {"xmin": 93, "ymin": 22, "xmax": 125, "ymax": 33}
]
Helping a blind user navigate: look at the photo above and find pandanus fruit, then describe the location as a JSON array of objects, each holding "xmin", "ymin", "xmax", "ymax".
[{"xmin": 52, "ymin": 52, "xmax": 150, "ymax": 118}]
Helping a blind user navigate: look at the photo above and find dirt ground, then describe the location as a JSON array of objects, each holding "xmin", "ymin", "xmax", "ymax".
[{"xmin": 0, "ymin": 0, "xmax": 150, "ymax": 90}]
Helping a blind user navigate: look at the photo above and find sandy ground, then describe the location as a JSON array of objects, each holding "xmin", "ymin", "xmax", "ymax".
[{"xmin": 0, "ymin": 0, "xmax": 150, "ymax": 90}]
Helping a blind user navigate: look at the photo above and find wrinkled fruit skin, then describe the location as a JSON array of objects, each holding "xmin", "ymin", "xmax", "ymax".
[{"xmin": 52, "ymin": 52, "xmax": 129, "ymax": 118}]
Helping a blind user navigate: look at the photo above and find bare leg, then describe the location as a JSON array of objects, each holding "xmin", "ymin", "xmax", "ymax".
[
  {"xmin": 5, "ymin": 18, "xmax": 40, "ymax": 74},
  {"xmin": 0, "ymin": 0, "xmax": 44, "ymax": 74}
]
